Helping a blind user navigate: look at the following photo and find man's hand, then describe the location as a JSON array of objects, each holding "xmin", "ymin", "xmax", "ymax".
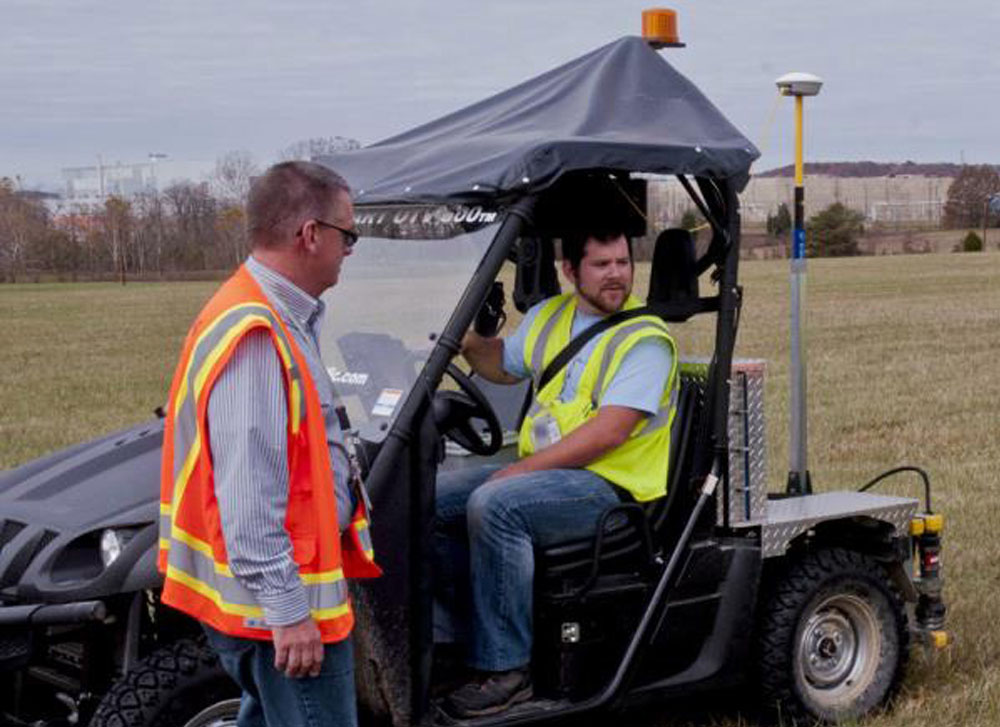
[
  {"xmin": 273, "ymin": 617, "xmax": 324, "ymax": 678},
  {"xmin": 487, "ymin": 460, "xmax": 534, "ymax": 482},
  {"xmin": 461, "ymin": 331, "xmax": 520, "ymax": 385}
]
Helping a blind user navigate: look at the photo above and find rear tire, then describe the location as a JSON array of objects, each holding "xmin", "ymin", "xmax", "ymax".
[
  {"xmin": 89, "ymin": 638, "xmax": 240, "ymax": 727},
  {"xmin": 755, "ymin": 548, "xmax": 908, "ymax": 724}
]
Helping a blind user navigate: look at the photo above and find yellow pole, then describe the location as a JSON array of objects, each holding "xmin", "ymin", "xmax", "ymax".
[{"xmin": 794, "ymin": 95, "xmax": 804, "ymax": 186}]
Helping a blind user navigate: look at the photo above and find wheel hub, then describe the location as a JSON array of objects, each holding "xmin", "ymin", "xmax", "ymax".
[
  {"xmin": 796, "ymin": 592, "xmax": 881, "ymax": 706},
  {"xmin": 804, "ymin": 611, "xmax": 857, "ymax": 686}
]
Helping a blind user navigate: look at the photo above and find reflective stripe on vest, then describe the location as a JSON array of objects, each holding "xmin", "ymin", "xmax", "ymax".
[
  {"xmin": 518, "ymin": 293, "xmax": 678, "ymax": 501},
  {"xmin": 166, "ymin": 303, "xmax": 306, "ymax": 534},
  {"xmin": 529, "ymin": 295, "xmax": 575, "ymax": 389},
  {"xmin": 158, "ymin": 509, "xmax": 373, "ymax": 579},
  {"xmin": 352, "ymin": 516, "xmax": 375, "ymax": 561},
  {"xmin": 164, "ymin": 536, "xmax": 349, "ymax": 619}
]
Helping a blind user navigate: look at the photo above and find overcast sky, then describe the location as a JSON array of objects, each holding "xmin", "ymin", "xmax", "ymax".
[{"xmin": 2, "ymin": 0, "xmax": 994, "ymax": 189}]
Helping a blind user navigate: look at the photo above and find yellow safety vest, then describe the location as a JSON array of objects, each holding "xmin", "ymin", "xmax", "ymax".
[{"xmin": 518, "ymin": 293, "xmax": 678, "ymax": 502}]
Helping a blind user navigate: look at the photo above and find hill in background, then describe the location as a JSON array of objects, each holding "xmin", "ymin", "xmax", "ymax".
[{"xmin": 754, "ymin": 161, "xmax": 996, "ymax": 178}]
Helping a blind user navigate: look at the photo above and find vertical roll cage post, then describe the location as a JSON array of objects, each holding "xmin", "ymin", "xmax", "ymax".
[
  {"xmin": 676, "ymin": 175, "xmax": 742, "ymax": 525},
  {"xmin": 702, "ymin": 178, "xmax": 741, "ymax": 528}
]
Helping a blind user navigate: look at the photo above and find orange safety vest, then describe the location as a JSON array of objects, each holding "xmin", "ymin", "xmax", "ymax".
[{"xmin": 157, "ymin": 264, "xmax": 380, "ymax": 643}]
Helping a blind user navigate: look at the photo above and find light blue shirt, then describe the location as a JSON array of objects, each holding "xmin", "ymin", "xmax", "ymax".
[{"xmin": 501, "ymin": 298, "xmax": 672, "ymax": 415}]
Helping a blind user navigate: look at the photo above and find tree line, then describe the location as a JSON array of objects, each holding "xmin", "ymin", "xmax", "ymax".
[
  {"xmin": 0, "ymin": 177, "xmax": 247, "ymax": 283},
  {"xmin": 0, "ymin": 138, "xmax": 361, "ymax": 283},
  {"xmin": 2, "ymin": 158, "xmax": 997, "ymax": 280}
]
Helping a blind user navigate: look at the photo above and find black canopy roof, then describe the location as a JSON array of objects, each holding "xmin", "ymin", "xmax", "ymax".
[{"xmin": 318, "ymin": 36, "xmax": 759, "ymax": 206}]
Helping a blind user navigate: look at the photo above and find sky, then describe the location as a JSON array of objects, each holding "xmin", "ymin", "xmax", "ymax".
[{"xmin": 2, "ymin": 0, "xmax": 995, "ymax": 190}]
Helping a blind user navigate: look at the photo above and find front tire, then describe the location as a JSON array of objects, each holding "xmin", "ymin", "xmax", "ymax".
[
  {"xmin": 755, "ymin": 548, "xmax": 909, "ymax": 724},
  {"xmin": 90, "ymin": 638, "xmax": 240, "ymax": 727}
]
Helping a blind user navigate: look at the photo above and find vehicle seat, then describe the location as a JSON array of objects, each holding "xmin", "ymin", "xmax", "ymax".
[
  {"xmin": 535, "ymin": 228, "xmax": 705, "ymax": 595},
  {"xmin": 648, "ymin": 228, "xmax": 699, "ymax": 317},
  {"xmin": 535, "ymin": 377, "xmax": 701, "ymax": 592}
]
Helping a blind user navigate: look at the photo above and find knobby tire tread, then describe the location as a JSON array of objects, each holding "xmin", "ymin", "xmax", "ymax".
[
  {"xmin": 89, "ymin": 638, "xmax": 238, "ymax": 727},
  {"xmin": 754, "ymin": 547, "xmax": 909, "ymax": 724}
]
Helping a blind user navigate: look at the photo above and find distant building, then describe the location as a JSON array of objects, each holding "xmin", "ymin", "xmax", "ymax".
[
  {"xmin": 647, "ymin": 164, "xmax": 959, "ymax": 229},
  {"xmin": 740, "ymin": 174, "xmax": 952, "ymax": 225},
  {"xmin": 60, "ymin": 156, "xmax": 214, "ymax": 207}
]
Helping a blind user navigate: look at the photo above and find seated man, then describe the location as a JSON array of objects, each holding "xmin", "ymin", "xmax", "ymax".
[{"xmin": 435, "ymin": 224, "xmax": 679, "ymax": 718}]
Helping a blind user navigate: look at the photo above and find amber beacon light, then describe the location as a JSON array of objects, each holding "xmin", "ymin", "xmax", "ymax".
[{"xmin": 642, "ymin": 8, "xmax": 685, "ymax": 48}]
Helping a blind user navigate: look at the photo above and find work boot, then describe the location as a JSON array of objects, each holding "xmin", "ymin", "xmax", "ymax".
[{"xmin": 443, "ymin": 667, "xmax": 533, "ymax": 718}]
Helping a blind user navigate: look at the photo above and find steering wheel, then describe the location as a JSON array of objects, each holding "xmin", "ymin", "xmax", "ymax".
[{"xmin": 433, "ymin": 363, "xmax": 503, "ymax": 456}]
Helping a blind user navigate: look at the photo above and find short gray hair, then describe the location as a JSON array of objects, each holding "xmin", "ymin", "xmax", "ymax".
[{"xmin": 247, "ymin": 161, "xmax": 350, "ymax": 248}]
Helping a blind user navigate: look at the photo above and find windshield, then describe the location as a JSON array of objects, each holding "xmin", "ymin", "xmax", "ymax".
[{"xmin": 319, "ymin": 204, "xmax": 501, "ymax": 442}]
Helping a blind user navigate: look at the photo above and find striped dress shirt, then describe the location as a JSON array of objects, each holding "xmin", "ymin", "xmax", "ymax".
[{"xmin": 206, "ymin": 256, "xmax": 354, "ymax": 628}]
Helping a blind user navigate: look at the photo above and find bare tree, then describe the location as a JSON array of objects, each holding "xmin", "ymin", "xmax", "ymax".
[
  {"xmin": 0, "ymin": 178, "xmax": 49, "ymax": 282},
  {"xmin": 132, "ymin": 190, "xmax": 168, "ymax": 275},
  {"xmin": 163, "ymin": 182, "xmax": 219, "ymax": 269},
  {"xmin": 277, "ymin": 136, "xmax": 361, "ymax": 161},
  {"xmin": 212, "ymin": 150, "xmax": 259, "ymax": 204},
  {"xmin": 59, "ymin": 203, "xmax": 103, "ymax": 275},
  {"xmin": 101, "ymin": 196, "xmax": 133, "ymax": 284},
  {"xmin": 944, "ymin": 165, "xmax": 1000, "ymax": 229},
  {"xmin": 216, "ymin": 204, "xmax": 248, "ymax": 267}
]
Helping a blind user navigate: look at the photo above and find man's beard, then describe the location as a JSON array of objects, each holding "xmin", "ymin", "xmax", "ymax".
[{"xmin": 577, "ymin": 281, "xmax": 630, "ymax": 315}]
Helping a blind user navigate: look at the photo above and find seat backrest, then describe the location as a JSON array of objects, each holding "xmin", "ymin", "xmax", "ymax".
[
  {"xmin": 644, "ymin": 374, "xmax": 702, "ymax": 538},
  {"xmin": 641, "ymin": 229, "xmax": 703, "ymax": 537},
  {"xmin": 647, "ymin": 228, "xmax": 700, "ymax": 316}
]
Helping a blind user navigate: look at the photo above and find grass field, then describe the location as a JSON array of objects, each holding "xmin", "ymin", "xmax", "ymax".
[{"xmin": 1, "ymin": 251, "xmax": 999, "ymax": 725}]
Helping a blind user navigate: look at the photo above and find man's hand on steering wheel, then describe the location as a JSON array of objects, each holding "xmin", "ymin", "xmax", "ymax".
[{"xmin": 432, "ymin": 363, "xmax": 503, "ymax": 456}]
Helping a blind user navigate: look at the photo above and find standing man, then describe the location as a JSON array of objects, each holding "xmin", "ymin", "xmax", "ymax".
[
  {"xmin": 158, "ymin": 161, "xmax": 380, "ymax": 727},
  {"xmin": 435, "ymin": 225, "xmax": 678, "ymax": 718}
]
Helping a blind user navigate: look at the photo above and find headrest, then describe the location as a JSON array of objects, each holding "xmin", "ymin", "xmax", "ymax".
[{"xmin": 647, "ymin": 228, "xmax": 699, "ymax": 306}]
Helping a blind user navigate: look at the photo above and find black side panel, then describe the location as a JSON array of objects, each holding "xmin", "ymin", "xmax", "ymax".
[
  {"xmin": 352, "ymin": 402, "xmax": 440, "ymax": 727},
  {"xmin": 352, "ymin": 428, "xmax": 416, "ymax": 725},
  {"xmin": 534, "ymin": 578, "xmax": 650, "ymax": 700},
  {"xmin": 351, "ymin": 452, "xmax": 413, "ymax": 726},
  {"xmin": 632, "ymin": 538, "xmax": 761, "ymax": 695},
  {"xmin": 410, "ymin": 408, "xmax": 441, "ymax": 721}
]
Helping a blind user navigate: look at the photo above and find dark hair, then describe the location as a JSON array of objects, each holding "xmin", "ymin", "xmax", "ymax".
[
  {"xmin": 561, "ymin": 226, "xmax": 631, "ymax": 271},
  {"xmin": 247, "ymin": 161, "xmax": 350, "ymax": 248}
]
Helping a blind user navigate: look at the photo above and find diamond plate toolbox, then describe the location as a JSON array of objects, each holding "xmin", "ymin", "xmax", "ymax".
[
  {"xmin": 678, "ymin": 358, "xmax": 768, "ymax": 528},
  {"xmin": 723, "ymin": 359, "xmax": 767, "ymax": 527}
]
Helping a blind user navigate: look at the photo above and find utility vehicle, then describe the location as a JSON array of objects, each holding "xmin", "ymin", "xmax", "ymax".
[{"xmin": 0, "ymin": 27, "xmax": 946, "ymax": 727}]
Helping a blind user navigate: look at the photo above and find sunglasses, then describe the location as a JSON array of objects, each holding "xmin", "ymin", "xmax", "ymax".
[{"xmin": 312, "ymin": 219, "xmax": 360, "ymax": 248}]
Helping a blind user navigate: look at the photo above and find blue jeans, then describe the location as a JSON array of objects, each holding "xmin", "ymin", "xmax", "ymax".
[
  {"xmin": 202, "ymin": 625, "xmax": 357, "ymax": 727},
  {"xmin": 434, "ymin": 464, "xmax": 620, "ymax": 671}
]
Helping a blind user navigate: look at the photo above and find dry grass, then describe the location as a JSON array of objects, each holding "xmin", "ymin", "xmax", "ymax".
[
  {"xmin": 0, "ymin": 281, "xmax": 217, "ymax": 468},
  {"xmin": 656, "ymin": 251, "xmax": 1000, "ymax": 725},
  {"xmin": 1, "ymin": 251, "xmax": 999, "ymax": 725}
]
